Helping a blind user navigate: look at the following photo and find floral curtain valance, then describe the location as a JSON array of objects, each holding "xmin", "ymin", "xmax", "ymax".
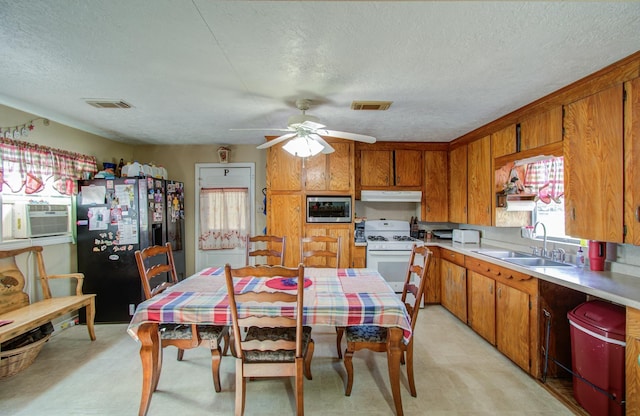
[{"xmin": 0, "ymin": 138, "xmax": 97, "ymax": 195}]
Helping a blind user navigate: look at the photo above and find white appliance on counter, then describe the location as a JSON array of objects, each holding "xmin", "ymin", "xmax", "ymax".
[
  {"xmin": 452, "ymin": 229, "xmax": 480, "ymax": 244},
  {"xmin": 364, "ymin": 219, "xmax": 425, "ymax": 307}
]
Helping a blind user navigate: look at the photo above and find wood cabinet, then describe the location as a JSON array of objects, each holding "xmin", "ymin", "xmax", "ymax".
[
  {"xmin": 491, "ymin": 124, "xmax": 517, "ymax": 159},
  {"xmin": 352, "ymin": 244, "xmax": 366, "ymax": 268},
  {"xmin": 359, "ymin": 148, "xmax": 422, "ymax": 189},
  {"xmin": 304, "ymin": 141, "xmax": 353, "ymax": 192},
  {"xmin": 519, "ymin": 106, "xmax": 563, "ymax": 152},
  {"xmin": 360, "ymin": 150, "xmax": 393, "ymax": 187},
  {"xmin": 304, "ymin": 224, "xmax": 351, "ymax": 269},
  {"xmin": 423, "ymin": 246, "xmax": 440, "ymax": 304},
  {"xmin": 564, "ymin": 84, "xmax": 624, "ymax": 242},
  {"xmin": 394, "ymin": 150, "xmax": 423, "ymax": 187},
  {"xmin": 448, "ymin": 144, "xmax": 467, "ymax": 224},
  {"xmin": 626, "ymin": 306, "xmax": 640, "ymax": 416},
  {"xmin": 440, "ymin": 249, "xmax": 466, "ymax": 322},
  {"xmin": 267, "ymin": 193, "xmax": 303, "ymax": 267},
  {"xmin": 422, "ymin": 151, "xmax": 448, "ymax": 222},
  {"xmin": 625, "ymin": 77, "xmax": 640, "ymax": 245},
  {"xmin": 467, "ymin": 136, "xmax": 492, "ymax": 225},
  {"xmin": 467, "ymin": 270, "xmax": 496, "ymax": 344},
  {"xmin": 267, "ymin": 143, "xmax": 302, "ymax": 191},
  {"xmin": 465, "ymin": 256, "xmax": 539, "ymax": 375}
]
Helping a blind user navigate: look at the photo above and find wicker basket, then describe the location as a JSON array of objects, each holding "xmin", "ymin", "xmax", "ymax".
[{"xmin": 0, "ymin": 334, "xmax": 51, "ymax": 379}]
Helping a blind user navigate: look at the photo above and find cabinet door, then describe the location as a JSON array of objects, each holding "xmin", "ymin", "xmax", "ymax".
[
  {"xmin": 423, "ymin": 151, "xmax": 448, "ymax": 222},
  {"xmin": 328, "ymin": 142, "xmax": 352, "ymax": 192},
  {"xmin": 360, "ymin": 150, "xmax": 393, "ymax": 187},
  {"xmin": 491, "ymin": 124, "xmax": 516, "ymax": 158},
  {"xmin": 467, "ymin": 136, "xmax": 492, "ymax": 226},
  {"xmin": 496, "ymin": 282, "xmax": 530, "ymax": 372},
  {"xmin": 448, "ymin": 145, "xmax": 467, "ymax": 223},
  {"xmin": 267, "ymin": 145, "xmax": 302, "ymax": 191},
  {"xmin": 352, "ymin": 244, "xmax": 366, "ymax": 268},
  {"xmin": 564, "ymin": 84, "xmax": 624, "ymax": 242},
  {"xmin": 626, "ymin": 306, "xmax": 640, "ymax": 416},
  {"xmin": 268, "ymin": 194, "xmax": 302, "ymax": 267},
  {"xmin": 304, "ymin": 153, "xmax": 327, "ymax": 191},
  {"xmin": 625, "ymin": 78, "xmax": 640, "ymax": 245},
  {"xmin": 440, "ymin": 259, "xmax": 467, "ymax": 322},
  {"xmin": 468, "ymin": 271, "xmax": 496, "ymax": 345},
  {"xmin": 395, "ymin": 150, "xmax": 422, "ymax": 187},
  {"xmin": 520, "ymin": 106, "xmax": 562, "ymax": 151},
  {"xmin": 423, "ymin": 247, "xmax": 440, "ymax": 304}
]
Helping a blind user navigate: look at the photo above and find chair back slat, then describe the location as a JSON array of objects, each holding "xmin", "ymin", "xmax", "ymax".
[
  {"xmin": 246, "ymin": 235, "xmax": 286, "ymax": 266},
  {"xmin": 135, "ymin": 243, "xmax": 179, "ymax": 300},
  {"xmin": 400, "ymin": 245, "xmax": 434, "ymax": 331},
  {"xmin": 300, "ymin": 235, "xmax": 341, "ymax": 268},
  {"xmin": 224, "ymin": 264, "xmax": 305, "ymax": 359}
]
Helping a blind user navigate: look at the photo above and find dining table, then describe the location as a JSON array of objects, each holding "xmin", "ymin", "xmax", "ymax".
[{"xmin": 127, "ymin": 266, "xmax": 413, "ymax": 416}]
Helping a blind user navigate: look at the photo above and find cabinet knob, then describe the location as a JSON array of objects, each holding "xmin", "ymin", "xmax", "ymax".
[{"xmin": 636, "ymin": 206, "xmax": 640, "ymax": 222}]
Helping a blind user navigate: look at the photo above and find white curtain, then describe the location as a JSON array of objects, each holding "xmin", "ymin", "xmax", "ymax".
[{"xmin": 199, "ymin": 187, "xmax": 249, "ymax": 250}]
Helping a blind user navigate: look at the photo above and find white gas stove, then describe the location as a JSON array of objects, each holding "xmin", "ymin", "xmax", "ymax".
[{"xmin": 364, "ymin": 220, "xmax": 424, "ymax": 306}]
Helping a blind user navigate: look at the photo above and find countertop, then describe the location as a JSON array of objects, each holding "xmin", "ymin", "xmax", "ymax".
[{"xmin": 425, "ymin": 241, "xmax": 640, "ymax": 311}]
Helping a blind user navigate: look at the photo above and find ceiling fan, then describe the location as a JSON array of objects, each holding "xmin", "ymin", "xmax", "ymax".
[{"xmin": 237, "ymin": 99, "xmax": 376, "ymax": 157}]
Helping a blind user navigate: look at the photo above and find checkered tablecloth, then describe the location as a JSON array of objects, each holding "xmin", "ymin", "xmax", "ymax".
[{"xmin": 127, "ymin": 267, "xmax": 412, "ymax": 343}]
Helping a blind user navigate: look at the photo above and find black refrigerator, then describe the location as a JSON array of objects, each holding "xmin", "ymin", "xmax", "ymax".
[{"xmin": 76, "ymin": 177, "xmax": 185, "ymax": 323}]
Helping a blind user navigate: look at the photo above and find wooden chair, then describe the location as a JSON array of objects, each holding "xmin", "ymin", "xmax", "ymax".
[
  {"xmin": 341, "ymin": 245, "xmax": 433, "ymax": 401},
  {"xmin": 246, "ymin": 235, "xmax": 286, "ymax": 266},
  {"xmin": 300, "ymin": 235, "xmax": 341, "ymax": 268},
  {"xmin": 134, "ymin": 242, "xmax": 230, "ymax": 393},
  {"xmin": 224, "ymin": 263, "xmax": 314, "ymax": 416}
]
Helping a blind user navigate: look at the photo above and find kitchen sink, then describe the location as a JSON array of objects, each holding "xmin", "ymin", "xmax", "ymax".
[
  {"xmin": 502, "ymin": 257, "xmax": 573, "ymax": 268},
  {"xmin": 472, "ymin": 249, "xmax": 573, "ymax": 269},
  {"xmin": 472, "ymin": 249, "xmax": 536, "ymax": 259}
]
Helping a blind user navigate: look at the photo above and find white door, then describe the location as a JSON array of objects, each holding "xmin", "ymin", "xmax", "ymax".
[{"xmin": 195, "ymin": 163, "xmax": 255, "ymax": 272}]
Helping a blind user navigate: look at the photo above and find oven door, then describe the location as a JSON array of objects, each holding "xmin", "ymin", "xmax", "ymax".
[{"xmin": 367, "ymin": 249, "xmax": 424, "ymax": 307}]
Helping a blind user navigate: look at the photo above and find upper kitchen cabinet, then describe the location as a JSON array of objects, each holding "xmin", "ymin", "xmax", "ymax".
[
  {"xmin": 519, "ymin": 106, "xmax": 563, "ymax": 151},
  {"xmin": 564, "ymin": 84, "xmax": 624, "ymax": 243},
  {"xmin": 304, "ymin": 141, "xmax": 353, "ymax": 193},
  {"xmin": 491, "ymin": 124, "xmax": 517, "ymax": 159},
  {"xmin": 625, "ymin": 77, "xmax": 640, "ymax": 245},
  {"xmin": 448, "ymin": 144, "xmax": 467, "ymax": 224},
  {"xmin": 357, "ymin": 145, "xmax": 423, "ymax": 190},
  {"xmin": 422, "ymin": 150, "xmax": 448, "ymax": 222},
  {"xmin": 467, "ymin": 136, "xmax": 492, "ymax": 226},
  {"xmin": 266, "ymin": 141, "xmax": 303, "ymax": 192}
]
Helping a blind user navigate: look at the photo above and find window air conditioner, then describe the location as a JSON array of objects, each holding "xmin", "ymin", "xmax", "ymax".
[{"xmin": 12, "ymin": 203, "xmax": 71, "ymax": 238}]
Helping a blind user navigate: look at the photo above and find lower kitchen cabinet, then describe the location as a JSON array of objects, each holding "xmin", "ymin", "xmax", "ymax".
[
  {"xmin": 468, "ymin": 270, "xmax": 496, "ymax": 344},
  {"xmin": 627, "ymin": 306, "xmax": 640, "ymax": 416},
  {"xmin": 440, "ymin": 249, "xmax": 467, "ymax": 322},
  {"xmin": 423, "ymin": 246, "xmax": 440, "ymax": 304},
  {"xmin": 465, "ymin": 256, "xmax": 539, "ymax": 376},
  {"xmin": 352, "ymin": 244, "xmax": 366, "ymax": 268}
]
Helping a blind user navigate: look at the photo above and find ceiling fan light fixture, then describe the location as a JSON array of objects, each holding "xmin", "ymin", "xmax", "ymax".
[{"xmin": 283, "ymin": 136, "xmax": 323, "ymax": 158}]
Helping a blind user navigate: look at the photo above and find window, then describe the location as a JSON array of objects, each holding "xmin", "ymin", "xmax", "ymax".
[
  {"xmin": 0, "ymin": 138, "xmax": 96, "ymax": 242},
  {"xmin": 198, "ymin": 187, "xmax": 249, "ymax": 250}
]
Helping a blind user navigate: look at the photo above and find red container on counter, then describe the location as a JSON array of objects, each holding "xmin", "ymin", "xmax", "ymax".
[
  {"xmin": 588, "ymin": 241, "xmax": 606, "ymax": 271},
  {"xmin": 568, "ymin": 300, "xmax": 626, "ymax": 415}
]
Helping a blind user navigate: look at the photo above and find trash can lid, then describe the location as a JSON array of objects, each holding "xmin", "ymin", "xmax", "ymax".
[{"xmin": 567, "ymin": 300, "xmax": 626, "ymax": 341}]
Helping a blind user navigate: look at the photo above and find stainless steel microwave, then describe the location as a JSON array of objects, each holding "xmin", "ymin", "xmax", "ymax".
[{"xmin": 306, "ymin": 196, "xmax": 352, "ymax": 223}]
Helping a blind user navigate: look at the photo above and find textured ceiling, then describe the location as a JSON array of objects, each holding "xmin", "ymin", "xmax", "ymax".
[{"xmin": 0, "ymin": 1, "xmax": 639, "ymax": 146}]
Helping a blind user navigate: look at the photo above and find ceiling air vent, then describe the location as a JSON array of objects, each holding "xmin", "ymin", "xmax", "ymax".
[
  {"xmin": 85, "ymin": 100, "xmax": 133, "ymax": 109},
  {"xmin": 351, "ymin": 100, "xmax": 392, "ymax": 111}
]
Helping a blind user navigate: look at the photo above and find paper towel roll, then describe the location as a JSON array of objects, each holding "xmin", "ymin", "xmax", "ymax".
[{"xmin": 506, "ymin": 200, "xmax": 536, "ymax": 211}]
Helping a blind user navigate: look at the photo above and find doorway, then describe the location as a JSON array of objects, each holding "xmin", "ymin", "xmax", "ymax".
[{"xmin": 195, "ymin": 163, "xmax": 255, "ymax": 271}]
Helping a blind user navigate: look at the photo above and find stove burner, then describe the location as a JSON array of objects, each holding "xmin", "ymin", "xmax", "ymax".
[
  {"xmin": 367, "ymin": 235, "xmax": 388, "ymax": 241},
  {"xmin": 393, "ymin": 235, "xmax": 414, "ymax": 241}
]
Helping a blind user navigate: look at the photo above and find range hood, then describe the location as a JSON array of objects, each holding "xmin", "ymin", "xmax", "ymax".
[{"xmin": 360, "ymin": 190, "xmax": 422, "ymax": 202}]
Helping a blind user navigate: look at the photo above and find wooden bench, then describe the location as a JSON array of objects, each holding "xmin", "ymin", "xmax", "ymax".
[{"xmin": 0, "ymin": 246, "xmax": 96, "ymax": 345}]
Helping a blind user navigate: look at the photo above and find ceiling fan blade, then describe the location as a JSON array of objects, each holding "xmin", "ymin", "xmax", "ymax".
[
  {"xmin": 316, "ymin": 129, "xmax": 376, "ymax": 143},
  {"xmin": 230, "ymin": 128, "xmax": 293, "ymax": 132},
  {"xmin": 299, "ymin": 120, "xmax": 326, "ymax": 130},
  {"xmin": 310, "ymin": 134, "xmax": 335, "ymax": 154},
  {"xmin": 256, "ymin": 133, "xmax": 297, "ymax": 149}
]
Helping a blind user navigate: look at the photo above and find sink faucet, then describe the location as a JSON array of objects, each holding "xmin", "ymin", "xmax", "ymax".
[{"xmin": 533, "ymin": 222, "xmax": 548, "ymax": 257}]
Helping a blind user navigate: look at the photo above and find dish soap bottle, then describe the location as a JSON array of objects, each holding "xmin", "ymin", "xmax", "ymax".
[{"xmin": 576, "ymin": 239, "xmax": 587, "ymax": 268}]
